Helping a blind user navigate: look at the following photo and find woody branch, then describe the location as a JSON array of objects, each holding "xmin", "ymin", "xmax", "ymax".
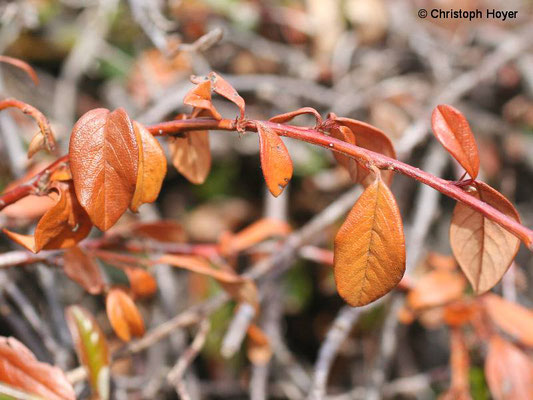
[{"xmin": 1, "ymin": 117, "xmax": 532, "ymax": 249}]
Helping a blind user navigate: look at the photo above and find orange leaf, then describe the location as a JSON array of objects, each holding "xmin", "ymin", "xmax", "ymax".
[
  {"xmin": 246, "ymin": 324, "xmax": 272, "ymax": 366},
  {"xmin": 69, "ymin": 108, "xmax": 139, "ymax": 231},
  {"xmin": 443, "ymin": 301, "xmax": 477, "ymax": 327},
  {"xmin": 106, "ymin": 287, "xmax": 145, "ymax": 342},
  {"xmin": 169, "ymin": 130, "xmax": 211, "ymax": 185},
  {"xmin": 257, "ymin": 123, "xmax": 293, "ymax": 197},
  {"xmin": 450, "ymin": 182, "xmax": 520, "ymax": 294},
  {"xmin": 219, "ymin": 218, "xmax": 291, "ymax": 256},
  {"xmin": 333, "ymin": 116, "xmax": 396, "ymax": 185},
  {"xmin": 485, "ymin": 335, "xmax": 533, "ymax": 400},
  {"xmin": 329, "ymin": 125, "xmax": 357, "ymax": 179},
  {"xmin": 125, "ymin": 267, "xmax": 158, "ymax": 298},
  {"xmin": 158, "ymin": 254, "xmax": 258, "ymax": 306},
  {"xmin": 193, "ymin": 72, "xmax": 245, "ymax": 119},
  {"xmin": 0, "ymin": 336, "xmax": 75, "ymax": 400},
  {"xmin": 3, "ymin": 183, "xmax": 92, "ymax": 253},
  {"xmin": 431, "ymin": 104, "xmax": 479, "ymax": 179},
  {"xmin": 130, "ymin": 121, "xmax": 167, "ymax": 212},
  {"xmin": 407, "ymin": 270, "xmax": 466, "ymax": 310},
  {"xmin": 183, "ymin": 80, "xmax": 222, "ymax": 120},
  {"xmin": 65, "ymin": 306, "xmax": 110, "ymax": 400},
  {"xmin": 334, "ymin": 172, "xmax": 405, "ymax": 306},
  {"xmin": 269, "ymin": 107, "xmax": 322, "ymax": 126},
  {"xmin": 483, "ymin": 293, "xmax": 533, "ymax": 347},
  {"xmin": 63, "ymin": 246, "xmax": 104, "ymax": 294}
]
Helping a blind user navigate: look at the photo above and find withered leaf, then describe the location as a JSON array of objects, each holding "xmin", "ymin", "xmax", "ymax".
[
  {"xmin": 65, "ymin": 306, "xmax": 110, "ymax": 400},
  {"xmin": 169, "ymin": 129, "xmax": 211, "ymax": 185},
  {"xmin": 407, "ymin": 270, "xmax": 466, "ymax": 310},
  {"xmin": 329, "ymin": 125, "xmax": 357, "ymax": 179},
  {"xmin": 0, "ymin": 56, "xmax": 39, "ymax": 85},
  {"xmin": 130, "ymin": 121, "xmax": 167, "ymax": 212},
  {"xmin": 0, "ymin": 336, "xmax": 75, "ymax": 400},
  {"xmin": 246, "ymin": 324, "xmax": 272, "ymax": 366},
  {"xmin": 125, "ymin": 267, "xmax": 158, "ymax": 298},
  {"xmin": 3, "ymin": 182, "xmax": 92, "ymax": 253},
  {"xmin": 257, "ymin": 123, "xmax": 293, "ymax": 197},
  {"xmin": 183, "ymin": 80, "xmax": 222, "ymax": 120},
  {"xmin": 63, "ymin": 246, "xmax": 104, "ymax": 295},
  {"xmin": 106, "ymin": 287, "xmax": 145, "ymax": 342},
  {"xmin": 483, "ymin": 293, "xmax": 533, "ymax": 347},
  {"xmin": 485, "ymin": 335, "xmax": 533, "ymax": 400},
  {"xmin": 269, "ymin": 107, "xmax": 322, "ymax": 126},
  {"xmin": 432, "ymin": 104, "xmax": 479, "ymax": 179},
  {"xmin": 334, "ymin": 172, "xmax": 405, "ymax": 306},
  {"xmin": 192, "ymin": 72, "xmax": 245, "ymax": 118},
  {"xmin": 69, "ymin": 108, "xmax": 139, "ymax": 231},
  {"xmin": 450, "ymin": 182, "xmax": 520, "ymax": 294}
]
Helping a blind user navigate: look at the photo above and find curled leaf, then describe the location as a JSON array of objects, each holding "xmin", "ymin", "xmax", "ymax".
[
  {"xmin": 334, "ymin": 171, "xmax": 405, "ymax": 306},
  {"xmin": 0, "ymin": 99, "xmax": 55, "ymax": 155},
  {"xmin": 3, "ymin": 182, "xmax": 92, "ymax": 253},
  {"xmin": 0, "ymin": 56, "xmax": 39, "ymax": 85},
  {"xmin": 332, "ymin": 115, "xmax": 396, "ymax": 185},
  {"xmin": 0, "ymin": 336, "xmax": 75, "ymax": 400},
  {"xmin": 65, "ymin": 306, "xmax": 110, "ymax": 400},
  {"xmin": 169, "ymin": 129, "xmax": 211, "ymax": 184},
  {"xmin": 485, "ymin": 335, "xmax": 533, "ymax": 400},
  {"xmin": 183, "ymin": 80, "xmax": 221, "ymax": 120},
  {"xmin": 269, "ymin": 107, "xmax": 322, "ymax": 126},
  {"xmin": 257, "ymin": 123, "xmax": 293, "ymax": 197},
  {"xmin": 130, "ymin": 121, "xmax": 167, "ymax": 212},
  {"xmin": 192, "ymin": 72, "xmax": 245, "ymax": 118},
  {"xmin": 63, "ymin": 246, "xmax": 104, "ymax": 294},
  {"xmin": 483, "ymin": 293, "xmax": 533, "ymax": 347},
  {"xmin": 69, "ymin": 108, "xmax": 139, "ymax": 231},
  {"xmin": 106, "ymin": 287, "xmax": 145, "ymax": 342},
  {"xmin": 450, "ymin": 182, "xmax": 520, "ymax": 294},
  {"xmin": 431, "ymin": 104, "xmax": 479, "ymax": 179}
]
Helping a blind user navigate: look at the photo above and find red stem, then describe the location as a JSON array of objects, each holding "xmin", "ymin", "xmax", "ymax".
[{"xmin": 1, "ymin": 118, "xmax": 532, "ymax": 250}]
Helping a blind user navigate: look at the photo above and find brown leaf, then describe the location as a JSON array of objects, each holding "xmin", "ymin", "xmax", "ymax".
[
  {"xmin": 219, "ymin": 218, "xmax": 291, "ymax": 256},
  {"xmin": 192, "ymin": 72, "xmax": 245, "ymax": 119},
  {"xmin": 169, "ymin": 129, "xmax": 211, "ymax": 184},
  {"xmin": 106, "ymin": 287, "xmax": 145, "ymax": 342},
  {"xmin": 246, "ymin": 324, "xmax": 272, "ymax": 366},
  {"xmin": 431, "ymin": 104, "xmax": 479, "ymax": 179},
  {"xmin": 65, "ymin": 306, "xmax": 110, "ymax": 400},
  {"xmin": 485, "ymin": 335, "xmax": 533, "ymax": 400},
  {"xmin": 483, "ymin": 293, "xmax": 533, "ymax": 347},
  {"xmin": 183, "ymin": 80, "xmax": 222, "ymax": 120},
  {"xmin": 257, "ymin": 123, "xmax": 293, "ymax": 197},
  {"xmin": 333, "ymin": 116, "xmax": 396, "ymax": 185},
  {"xmin": 334, "ymin": 171, "xmax": 405, "ymax": 306},
  {"xmin": 450, "ymin": 182, "xmax": 520, "ymax": 294},
  {"xmin": 0, "ymin": 194, "xmax": 56, "ymax": 220},
  {"xmin": 329, "ymin": 125, "xmax": 357, "ymax": 179},
  {"xmin": 443, "ymin": 301, "xmax": 478, "ymax": 327},
  {"xmin": 131, "ymin": 220, "xmax": 186, "ymax": 242},
  {"xmin": 407, "ymin": 270, "xmax": 466, "ymax": 310},
  {"xmin": 3, "ymin": 182, "xmax": 92, "ymax": 253},
  {"xmin": 269, "ymin": 107, "xmax": 322, "ymax": 126},
  {"xmin": 130, "ymin": 121, "xmax": 167, "ymax": 212},
  {"xmin": 69, "ymin": 108, "xmax": 139, "ymax": 231},
  {"xmin": 125, "ymin": 267, "xmax": 158, "ymax": 298},
  {"xmin": 0, "ymin": 336, "xmax": 75, "ymax": 400},
  {"xmin": 63, "ymin": 246, "xmax": 104, "ymax": 294}
]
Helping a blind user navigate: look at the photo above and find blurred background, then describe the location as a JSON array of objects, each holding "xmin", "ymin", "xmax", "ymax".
[{"xmin": 0, "ymin": 0, "xmax": 532, "ymax": 399}]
